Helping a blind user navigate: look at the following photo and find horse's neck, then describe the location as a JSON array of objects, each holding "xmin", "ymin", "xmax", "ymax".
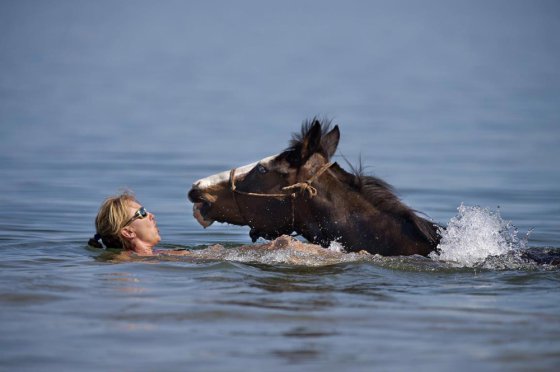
[
  {"xmin": 302, "ymin": 171, "xmax": 440, "ymax": 255},
  {"xmin": 296, "ymin": 174, "xmax": 374, "ymax": 247},
  {"xmin": 296, "ymin": 172, "xmax": 433, "ymax": 254}
]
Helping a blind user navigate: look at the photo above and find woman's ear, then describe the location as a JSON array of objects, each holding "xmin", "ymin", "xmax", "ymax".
[{"xmin": 120, "ymin": 227, "xmax": 135, "ymax": 240}]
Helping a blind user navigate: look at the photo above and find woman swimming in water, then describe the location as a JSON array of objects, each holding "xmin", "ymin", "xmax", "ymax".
[
  {"xmin": 88, "ymin": 191, "xmax": 361, "ymax": 262},
  {"xmin": 88, "ymin": 191, "xmax": 164, "ymax": 256}
]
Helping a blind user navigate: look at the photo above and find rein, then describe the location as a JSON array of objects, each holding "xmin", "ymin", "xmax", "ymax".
[{"xmin": 229, "ymin": 162, "xmax": 333, "ymax": 234}]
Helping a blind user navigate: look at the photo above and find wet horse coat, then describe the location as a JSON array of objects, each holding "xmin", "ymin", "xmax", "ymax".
[{"xmin": 188, "ymin": 120, "xmax": 439, "ymax": 256}]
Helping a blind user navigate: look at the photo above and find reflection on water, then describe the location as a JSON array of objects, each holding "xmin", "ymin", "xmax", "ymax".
[{"xmin": 99, "ymin": 272, "xmax": 145, "ymax": 294}]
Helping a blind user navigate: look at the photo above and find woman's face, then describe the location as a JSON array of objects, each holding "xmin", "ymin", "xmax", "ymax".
[{"xmin": 124, "ymin": 201, "xmax": 161, "ymax": 247}]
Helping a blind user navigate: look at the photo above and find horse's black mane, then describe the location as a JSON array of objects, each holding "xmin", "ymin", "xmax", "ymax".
[
  {"xmin": 287, "ymin": 119, "xmax": 438, "ymax": 244},
  {"xmin": 349, "ymin": 167, "xmax": 439, "ymax": 244}
]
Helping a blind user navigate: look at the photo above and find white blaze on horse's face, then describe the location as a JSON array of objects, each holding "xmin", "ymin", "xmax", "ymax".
[{"xmin": 193, "ymin": 154, "xmax": 279, "ymax": 190}]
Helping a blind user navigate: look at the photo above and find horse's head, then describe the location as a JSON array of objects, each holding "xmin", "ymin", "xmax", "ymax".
[{"xmin": 188, "ymin": 119, "xmax": 340, "ymax": 242}]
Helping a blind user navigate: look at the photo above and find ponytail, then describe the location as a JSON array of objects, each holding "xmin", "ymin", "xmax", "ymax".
[
  {"xmin": 87, "ymin": 233, "xmax": 124, "ymax": 249},
  {"xmin": 88, "ymin": 233, "xmax": 104, "ymax": 248}
]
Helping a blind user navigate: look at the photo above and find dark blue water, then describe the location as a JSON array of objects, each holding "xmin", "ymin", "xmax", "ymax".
[{"xmin": 1, "ymin": 1, "xmax": 559, "ymax": 370}]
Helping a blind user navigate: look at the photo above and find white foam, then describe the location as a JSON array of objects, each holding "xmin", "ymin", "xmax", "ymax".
[
  {"xmin": 430, "ymin": 204, "xmax": 529, "ymax": 267},
  {"xmin": 186, "ymin": 236, "xmax": 361, "ymax": 266},
  {"xmin": 327, "ymin": 240, "xmax": 346, "ymax": 253}
]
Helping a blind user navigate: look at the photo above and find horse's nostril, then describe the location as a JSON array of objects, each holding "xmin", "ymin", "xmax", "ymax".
[{"xmin": 188, "ymin": 187, "xmax": 202, "ymax": 203}]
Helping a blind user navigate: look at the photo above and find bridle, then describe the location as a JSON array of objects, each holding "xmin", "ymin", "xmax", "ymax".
[{"xmin": 229, "ymin": 162, "xmax": 333, "ymax": 236}]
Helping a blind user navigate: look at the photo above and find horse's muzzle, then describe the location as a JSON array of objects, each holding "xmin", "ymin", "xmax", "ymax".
[
  {"xmin": 193, "ymin": 202, "xmax": 214, "ymax": 228},
  {"xmin": 188, "ymin": 187, "xmax": 215, "ymax": 228},
  {"xmin": 188, "ymin": 186, "xmax": 204, "ymax": 203}
]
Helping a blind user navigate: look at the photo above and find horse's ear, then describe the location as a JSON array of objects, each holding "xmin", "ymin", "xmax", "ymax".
[
  {"xmin": 301, "ymin": 120, "xmax": 322, "ymax": 159},
  {"xmin": 321, "ymin": 125, "xmax": 340, "ymax": 159}
]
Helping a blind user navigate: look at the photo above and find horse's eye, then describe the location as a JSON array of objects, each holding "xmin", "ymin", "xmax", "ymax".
[{"xmin": 257, "ymin": 164, "xmax": 268, "ymax": 174}]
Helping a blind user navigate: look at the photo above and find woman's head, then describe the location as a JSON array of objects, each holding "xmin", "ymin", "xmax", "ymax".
[{"xmin": 90, "ymin": 191, "xmax": 161, "ymax": 254}]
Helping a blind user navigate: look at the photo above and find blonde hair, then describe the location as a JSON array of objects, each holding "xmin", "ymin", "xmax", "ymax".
[{"xmin": 89, "ymin": 191, "xmax": 137, "ymax": 249}]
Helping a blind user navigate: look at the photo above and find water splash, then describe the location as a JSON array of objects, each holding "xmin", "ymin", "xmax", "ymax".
[
  {"xmin": 185, "ymin": 235, "xmax": 366, "ymax": 267},
  {"xmin": 430, "ymin": 204, "xmax": 529, "ymax": 268},
  {"xmin": 327, "ymin": 240, "xmax": 346, "ymax": 253}
]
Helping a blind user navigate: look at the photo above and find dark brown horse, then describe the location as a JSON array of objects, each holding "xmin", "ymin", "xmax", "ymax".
[{"xmin": 188, "ymin": 119, "xmax": 440, "ymax": 256}]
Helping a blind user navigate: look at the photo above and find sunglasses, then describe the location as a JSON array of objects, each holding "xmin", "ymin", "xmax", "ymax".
[{"xmin": 124, "ymin": 207, "xmax": 149, "ymax": 226}]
